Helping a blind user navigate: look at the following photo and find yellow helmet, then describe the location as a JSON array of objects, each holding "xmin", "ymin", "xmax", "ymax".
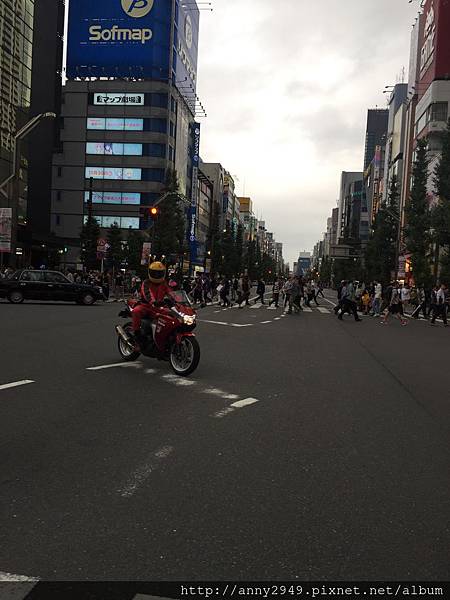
[{"xmin": 148, "ymin": 261, "xmax": 166, "ymax": 284}]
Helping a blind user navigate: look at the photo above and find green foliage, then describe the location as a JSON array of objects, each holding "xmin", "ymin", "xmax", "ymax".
[
  {"xmin": 364, "ymin": 176, "xmax": 400, "ymax": 284},
  {"xmin": 320, "ymin": 256, "xmax": 332, "ymax": 283},
  {"xmin": 405, "ymin": 137, "xmax": 433, "ymax": 287},
  {"xmin": 106, "ymin": 223, "xmax": 124, "ymax": 268},
  {"xmin": 432, "ymin": 118, "xmax": 450, "ymax": 282},
  {"xmin": 152, "ymin": 169, "xmax": 186, "ymax": 259},
  {"xmin": 80, "ymin": 216, "xmax": 100, "ymax": 270},
  {"xmin": 124, "ymin": 229, "xmax": 143, "ymax": 271}
]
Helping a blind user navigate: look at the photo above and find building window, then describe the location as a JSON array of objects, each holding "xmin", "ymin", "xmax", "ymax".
[
  {"xmin": 150, "ymin": 93, "xmax": 168, "ymax": 108},
  {"xmin": 57, "ymin": 166, "xmax": 62, "ymax": 177},
  {"xmin": 84, "ymin": 215, "xmax": 140, "ymax": 229},
  {"xmin": 56, "ymin": 191, "xmax": 61, "ymax": 202},
  {"xmin": 56, "ymin": 215, "xmax": 61, "ymax": 225},
  {"xmin": 85, "ymin": 167, "xmax": 142, "ymax": 181},
  {"xmin": 169, "ymin": 121, "xmax": 175, "ymax": 137},
  {"xmin": 84, "ymin": 192, "xmax": 141, "ymax": 205},
  {"xmin": 86, "ymin": 142, "xmax": 143, "ymax": 156},
  {"xmin": 428, "ymin": 102, "xmax": 448, "ymax": 123}
]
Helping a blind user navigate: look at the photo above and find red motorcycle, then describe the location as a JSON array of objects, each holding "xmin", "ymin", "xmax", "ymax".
[{"xmin": 115, "ymin": 290, "xmax": 200, "ymax": 376}]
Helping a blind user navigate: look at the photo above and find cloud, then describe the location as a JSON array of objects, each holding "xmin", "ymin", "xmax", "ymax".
[{"xmin": 197, "ymin": 0, "xmax": 419, "ymax": 264}]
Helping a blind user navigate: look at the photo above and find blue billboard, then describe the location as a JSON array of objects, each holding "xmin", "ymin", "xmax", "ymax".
[
  {"xmin": 67, "ymin": 0, "xmax": 172, "ymax": 79},
  {"xmin": 174, "ymin": 0, "xmax": 199, "ymax": 93}
]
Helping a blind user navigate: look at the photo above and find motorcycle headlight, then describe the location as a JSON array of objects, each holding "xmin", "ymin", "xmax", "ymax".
[{"xmin": 183, "ymin": 315, "xmax": 196, "ymax": 325}]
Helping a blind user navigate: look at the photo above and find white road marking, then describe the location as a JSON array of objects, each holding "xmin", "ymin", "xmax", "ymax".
[
  {"xmin": 302, "ymin": 307, "xmax": 313, "ymax": 313},
  {"xmin": 266, "ymin": 306, "xmax": 277, "ymax": 310},
  {"xmin": 145, "ymin": 368, "xmax": 158, "ymax": 374},
  {"xmin": 199, "ymin": 319, "xmax": 229, "ymax": 326},
  {"xmin": 0, "ymin": 380, "xmax": 34, "ymax": 391},
  {"xmin": 212, "ymin": 397, "xmax": 260, "ymax": 418},
  {"xmin": 274, "ymin": 317, "xmax": 281, "ymax": 321},
  {"xmin": 0, "ymin": 571, "xmax": 39, "ymax": 581},
  {"xmin": 214, "ymin": 310, "xmax": 221, "ymax": 313},
  {"xmin": 203, "ymin": 387, "xmax": 239, "ymax": 400},
  {"xmin": 87, "ymin": 362, "xmax": 141, "ymax": 371},
  {"xmin": 118, "ymin": 445, "xmax": 174, "ymax": 498},
  {"xmin": 260, "ymin": 320, "xmax": 272, "ymax": 324},
  {"xmin": 317, "ymin": 307, "xmax": 331, "ymax": 314},
  {"xmin": 250, "ymin": 304, "xmax": 262, "ymax": 309},
  {"xmin": 231, "ymin": 397, "xmax": 260, "ymax": 408},
  {"xmin": 161, "ymin": 374, "xmax": 195, "ymax": 386},
  {"xmin": 230, "ymin": 323, "xmax": 253, "ymax": 328}
]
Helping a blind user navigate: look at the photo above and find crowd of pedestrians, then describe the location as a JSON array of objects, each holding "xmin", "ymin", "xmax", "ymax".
[{"xmin": 334, "ymin": 279, "xmax": 449, "ymax": 327}]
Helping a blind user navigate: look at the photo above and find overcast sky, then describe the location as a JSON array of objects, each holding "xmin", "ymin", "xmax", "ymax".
[{"xmin": 196, "ymin": 0, "xmax": 421, "ymax": 266}]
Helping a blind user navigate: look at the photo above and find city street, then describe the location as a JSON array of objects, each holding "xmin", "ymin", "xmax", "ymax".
[{"xmin": 1, "ymin": 293, "xmax": 450, "ymax": 582}]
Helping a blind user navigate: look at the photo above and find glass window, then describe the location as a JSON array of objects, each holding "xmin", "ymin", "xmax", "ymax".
[
  {"xmin": 124, "ymin": 118, "xmax": 144, "ymax": 131},
  {"xmin": 103, "ymin": 192, "xmax": 123, "ymax": 204},
  {"xmin": 45, "ymin": 272, "xmax": 69, "ymax": 283},
  {"xmin": 102, "ymin": 216, "xmax": 121, "ymax": 228},
  {"xmin": 20, "ymin": 271, "xmax": 44, "ymax": 282},
  {"xmin": 123, "ymin": 144, "xmax": 143, "ymax": 156},
  {"xmin": 148, "ymin": 118, "xmax": 167, "ymax": 133},
  {"xmin": 146, "ymin": 143, "xmax": 166, "ymax": 158},
  {"xmin": 429, "ymin": 102, "xmax": 448, "ymax": 122},
  {"xmin": 121, "ymin": 217, "xmax": 140, "ymax": 229},
  {"xmin": 106, "ymin": 118, "xmax": 125, "ymax": 130},
  {"xmin": 87, "ymin": 117, "xmax": 106, "ymax": 130},
  {"xmin": 122, "ymin": 168, "xmax": 142, "ymax": 180},
  {"xmin": 122, "ymin": 193, "xmax": 141, "ymax": 205}
]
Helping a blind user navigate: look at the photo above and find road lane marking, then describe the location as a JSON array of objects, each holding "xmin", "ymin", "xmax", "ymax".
[
  {"xmin": 231, "ymin": 323, "xmax": 253, "ymax": 327},
  {"xmin": 87, "ymin": 362, "xmax": 142, "ymax": 371},
  {"xmin": 203, "ymin": 388, "xmax": 240, "ymax": 400},
  {"xmin": 260, "ymin": 320, "xmax": 272, "ymax": 324},
  {"xmin": 145, "ymin": 368, "xmax": 158, "ymax": 374},
  {"xmin": 317, "ymin": 307, "xmax": 331, "ymax": 314},
  {"xmin": 0, "ymin": 380, "xmax": 34, "ymax": 391},
  {"xmin": 302, "ymin": 307, "xmax": 313, "ymax": 312},
  {"xmin": 212, "ymin": 397, "xmax": 260, "ymax": 418},
  {"xmin": 199, "ymin": 320, "xmax": 229, "ymax": 326},
  {"xmin": 274, "ymin": 317, "xmax": 281, "ymax": 321},
  {"xmin": 118, "ymin": 446, "xmax": 174, "ymax": 498},
  {"xmin": 161, "ymin": 374, "xmax": 195, "ymax": 386},
  {"xmin": 231, "ymin": 397, "xmax": 260, "ymax": 408},
  {"xmin": 0, "ymin": 571, "xmax": 39, "ymax": 581}
]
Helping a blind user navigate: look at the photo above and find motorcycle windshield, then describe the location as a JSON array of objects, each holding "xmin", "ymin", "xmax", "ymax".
[{"xmin": 169, "ymin": 290, "xmax": 192, "ymax": 307}]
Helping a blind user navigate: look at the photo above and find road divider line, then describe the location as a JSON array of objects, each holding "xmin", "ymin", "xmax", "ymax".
[
  {"xmin": 0, "ymin": 571, "xmax": 39, "ymax": 581},
  {"xmin": 203, "ymin": 387, "xmax": 240, "ymax": 400},
  {"xmin": 274, "ymin": 317, "xmax": 281, "ymax": 321},
  {"xmin": 231, "ymin": 323, "xmax": 253, "ymax": 328},
  {"xmin": 231, "ymin": 397, "xmax": 260, "ymax": 409},
  {"xmin": 161, "ymin": 374, "xmax": 196, "ymax": 387},
  {"xmin": 199, "ymin": 320, "xmax": 229, "ymax": 326},
  {"xmin": 0, "ymin": 380, "xmax": 34, "ymax": 391},
  {"xmin": 87, "ymin": 362, "xmax": 142, "ymax": 371},
  {"xmin": 118, "ymin": 445, "xmax": 174, "ymax": 498},
  {"xmin": 212, "ymin": 397, "xmax": 260, "ymax": 418},
  {"xmin": 260, "ymin": 320, "xmax": 272, "ymax": 324}
]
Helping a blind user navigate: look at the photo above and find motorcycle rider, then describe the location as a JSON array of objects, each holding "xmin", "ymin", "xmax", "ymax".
[{"xmin": 131, "ymin": 261, "xmax": 172, "ymax": 350}]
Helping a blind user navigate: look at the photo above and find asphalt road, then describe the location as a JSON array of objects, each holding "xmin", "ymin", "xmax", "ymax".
[{"xmin": 0, "ymin": 292, "xmax": 449, "ymax": 582}]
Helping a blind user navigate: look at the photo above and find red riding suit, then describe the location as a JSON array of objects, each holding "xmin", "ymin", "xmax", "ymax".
[{"xmin": 132, "ymin": 279, "xmax": 172, "ymax": 332}]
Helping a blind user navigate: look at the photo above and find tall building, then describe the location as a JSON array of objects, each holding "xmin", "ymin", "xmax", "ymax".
[
  {"xmin": 0, "ymin": 0, "xmax": 65, "ymax": 265},
  {"xmin": 382, "ymin": 83, "xmax": 408, "ymax": 204},
  {"xmin": 337, "ymin": 172, "xmax": 362, "ymax": 244},
  {"xmin": 363, "ymin": 109, "xmax": 389, "ymax": 171},
  {"xmin": 52, "ymin": 0, "xmax": 201, "ymax": 266}
]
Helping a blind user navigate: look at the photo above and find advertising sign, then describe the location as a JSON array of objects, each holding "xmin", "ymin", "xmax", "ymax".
[
  {"xmin": 0, "ymin": 208, "xmax": 12, "ymax": 253},
  {"xmin": 87, "ymin": 118, "xmax": 144, "ymax": 131},
  {"xmin": 85, "ymin": 167, "xmax": 142, "ymax": 180},
  {"xmin": 86, "ymin": 142, "xmax": 143, "ymax": 156},
  {"xmin": 141, "ymin": 242, "xmax": 152, "ymax": 265},
  {"xmin": 67, "ymin": 0, "xmax": 172, "ymax": 79},
  {"xmin": 174, "ymin": 0, "xmax": 200, "ymax": 93},
  {"xmin": 93, "ymin": 93, "xmax": 144, "ymax": 106},
  {"xmin": 189, "ymin": 123, "xmax": 200, "ymax": 261}
]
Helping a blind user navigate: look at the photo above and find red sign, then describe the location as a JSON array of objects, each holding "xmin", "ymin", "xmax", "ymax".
[{"xmin": 418, "ymin": 0, "xmax": 450, "ymax": 98}]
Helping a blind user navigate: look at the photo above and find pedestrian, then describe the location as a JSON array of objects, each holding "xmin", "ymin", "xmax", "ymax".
[
  {"xmin": 412, "ymin": 285, "xmax": 428, "ymax": 320},
  {"xmin": 289, "ymin": 277, "xmax": 302, "ymax": 314},
  {"xmin": 372, "ymin": 281, "xmax": 383, "ymax": 317},
  {"xmin": 381, "ymin": 282, "xmax": 408, "ymax": 326},
  {"xmin": 269, "ymin": 277, "xmax": 281, "ymax": 308},
  {"xmin": 361, "ymin": 288, "xmax": 371, "ymax": 315},
  {"xmin": 241, "ymin": 275, "xmax": 251, "ymax": 306},
  {"xmin": 66, "ymin": 270, "xmax": 74, "ymax": 283},
  {"xmin": 255, "ymin": 277, "xmax": 266, "ymax": 304},
  {"xmin": 316, "ymin": 281, "xmax": 325, "ymax": 299},
  {"xmin": 220, "ymin": 277, "xmax": 231, "ymax": 307},
  {"xmin": 231, "ymin": 277, "xmax": 238, "ymax": 303},
  {"xmin": 283, "ymin": 278, "xmax": 292, "ymax": 309},
  {"xmin": 114, "ymin": 270, "xmax": 124, "ymax": 301},
  {"xmin": 401, "ymin": 283, "xmax": 411, "ymax": 316},
  {"xmin": 193, "ymin": 276, "xmax": 203, "ymax": 304},
  {"xmin": 338, "ymin": 280, "xmax": 362, "ymax": 322},
  {"xmin": 430, "ymin": 284, "xmax": 448, "ymax": 326}
]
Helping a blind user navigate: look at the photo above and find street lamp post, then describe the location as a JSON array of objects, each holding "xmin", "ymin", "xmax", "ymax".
[{"xmin": 0, "ymin": 112, "xmax": 57, "ymax": 268}]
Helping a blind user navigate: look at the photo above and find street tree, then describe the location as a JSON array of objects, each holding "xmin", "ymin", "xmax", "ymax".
[
  {"xmin": 106, "ymin": 223, "xmax": 124, "ymax": 270},
  {"xmin": 152, "ymin": 169, "xmax": 186, "ymax": 259},
  {"xmin": 405, "ymin": 137, "xmax": 433, "ymax": 287},
  {"xmin": 364, "ymin": 176, "xmax": 400, "ymax": 284},
  {"xmin": 79, "ymin": 216, "xmax": 100, "ymax": 270},
  {"xmin": 432, "ymin": 118, "xmax": 450, "ymax": 283},
  {"xmin": 125, "ymin": 229, "xmax": 143, "ymax": 272}
]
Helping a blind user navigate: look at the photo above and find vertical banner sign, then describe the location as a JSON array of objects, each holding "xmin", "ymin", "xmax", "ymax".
[
  {"xmin": 189, "ymin": 123, "xmax": 200, "ymax": 262},
  {"xmin": 0, "ymin": 208, "xmax": 12, "ymax": 252},
  {"xmin": 141, "ymin": 242, "xmax": 152, "ymax": 266}
]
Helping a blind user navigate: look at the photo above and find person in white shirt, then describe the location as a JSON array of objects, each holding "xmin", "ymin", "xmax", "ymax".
[
  {"xmin": 372, "ymin": 281, "xmax": 382, "ymax": 317},
  {"xmin": 431, "ymin": 284, "xmax": 448, "ymax": 326},
  {"xmin": 401, "ymin": 284, "xmax": 411, "ymax": 315}
]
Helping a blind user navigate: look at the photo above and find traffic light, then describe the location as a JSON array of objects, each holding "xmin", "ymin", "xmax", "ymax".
[{"xmin": 149, "ymin": 206, "xmax": 159, "ymax": 218}]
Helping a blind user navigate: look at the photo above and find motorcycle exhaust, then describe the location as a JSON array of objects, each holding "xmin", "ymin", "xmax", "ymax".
[{"xmin": 115, "ymin": 325, "xmax": 133, "ymax": 345}]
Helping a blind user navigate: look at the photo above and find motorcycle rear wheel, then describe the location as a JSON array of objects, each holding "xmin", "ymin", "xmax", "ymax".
[
  {"xmin": 169, "ymin": 336, "xmax": 200, "ymax": 376},
  {"xmin": 118, "ymin": 322, "xmax": 141, "ymax": 362}
]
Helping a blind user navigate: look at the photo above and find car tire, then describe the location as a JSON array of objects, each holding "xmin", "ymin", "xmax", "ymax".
[
  {"xmin": 7, "ymin": 290, "xmax": 24, "ymax": 304},
  {"xmin": 79, "ymin": 292, "xmax": 96, "ymax": 306}
]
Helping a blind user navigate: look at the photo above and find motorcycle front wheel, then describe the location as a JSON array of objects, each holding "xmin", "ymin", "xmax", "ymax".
[
  {"xmin": 169, "ymin": 336, "xmax": 200, "ymax": 376},
  {"xmin": 118, "ymin": 322, "xmax": 141, "ymax": 362}
]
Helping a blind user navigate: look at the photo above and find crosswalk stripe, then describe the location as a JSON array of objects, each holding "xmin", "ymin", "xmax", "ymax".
[
  {"xmin": 302, "ymin": 307, "xmax": 313, "ymax": 312},
  {"xmin": 317, "ymin": 307, "xmax": 331, "ymax": 314}
]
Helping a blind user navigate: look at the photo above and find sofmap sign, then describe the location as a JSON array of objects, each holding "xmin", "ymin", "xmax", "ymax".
[
  {"xmin": 93, "ymin": 93, "xmax": 144, "ymax": 106},
  {"xmin": 418, "ymin": 0, "xmax": 450, "ymax": 98},
  {"xmin": 67, "ymin": 0, "xmax": 171, "ymax": 79},
  {"xmin": 189, "ymin": 123, "xmax": 201, "ymax": 260},
  {"xmin": 174, "ymin": 0, "xmax": 199, "ymax": 92}
]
